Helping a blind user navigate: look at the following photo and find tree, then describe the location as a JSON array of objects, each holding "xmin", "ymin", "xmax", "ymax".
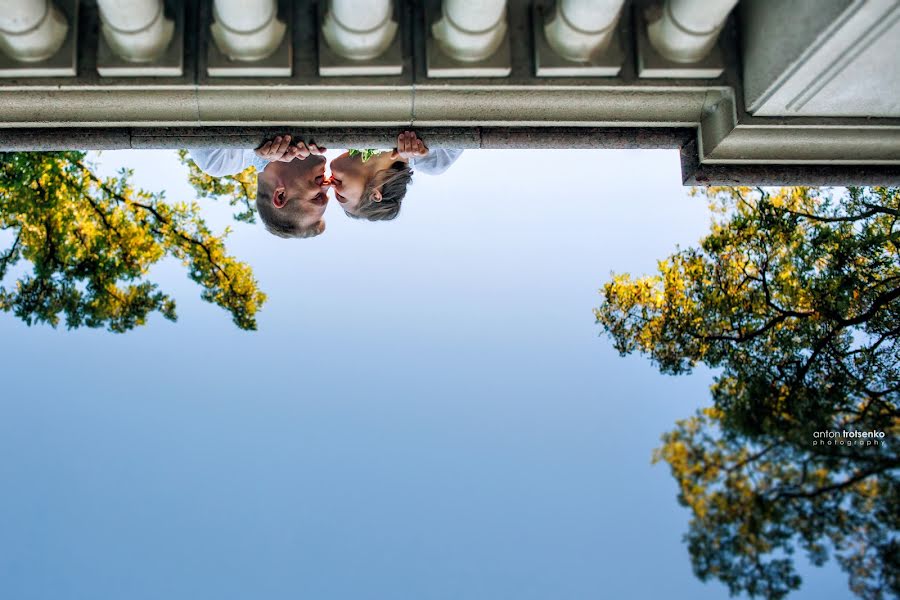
[
  {"xmin": 654, "ymin": 407, "xmax": 897, "ymax": 600},
  {"xmin": 0, "ymin": 151, "xmax": 266, "ymax": 332},
  {"xmin": 596, "ymin": 186, "xmax": 899, "ymax": 599}
]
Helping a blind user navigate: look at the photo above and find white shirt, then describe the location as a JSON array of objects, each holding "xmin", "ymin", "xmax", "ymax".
[{"xmin": 187, "ymin": 148, "xmax": 269, "ymax": 177}]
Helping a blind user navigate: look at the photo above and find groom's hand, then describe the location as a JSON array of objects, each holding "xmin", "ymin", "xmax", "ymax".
[
  {"xmin": 255, "ymin": 135, "xmax": 326, "ymax": 162},
  {"xmin": 293, "ymin": 141, "xmax": 326, "ymax": 159},
  {"xmin": 255, "ymin": 135, "xmax": 298, "ymax": 162}
]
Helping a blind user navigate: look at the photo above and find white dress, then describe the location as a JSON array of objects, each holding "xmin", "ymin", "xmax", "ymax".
[{"xmin": 409, "ymin": 149, "xmax": 464, "ymax": 175}]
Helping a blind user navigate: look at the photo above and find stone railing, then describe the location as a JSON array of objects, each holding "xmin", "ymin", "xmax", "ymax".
[{"xmin": 0, "ymin": 0, "xmax": 898, "ymax": 185}]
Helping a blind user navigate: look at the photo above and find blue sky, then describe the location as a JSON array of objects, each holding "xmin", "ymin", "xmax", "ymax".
[{"xmin": 0, "ymin": 149, "xmax": 850, "ymax": 599}]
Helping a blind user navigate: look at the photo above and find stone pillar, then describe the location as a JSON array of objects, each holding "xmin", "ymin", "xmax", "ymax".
[
  {"xmin": 0, "ymin": 0, "xmax": 68, "ymax": 62},
  {"xmin": 210, "ymin": 0, "xmax": 285, "ymax": 61},
  {"xmin": 647, "ymin": 0, "xmax": 738, "ymax": 63},
  {"xmin": 544, "ymin": 0, "xmax": 625, "ymax": 62},
  {"xmin": 432, "ymin": 0, "xmax": 508, "ymax": 62},
  {"xmin": 322, "ymin": 0, "xmax": 397, "ymax": 61},
  {"xmin": 97, "ymin": 0, "xmax": 173, "ymax": 63}
]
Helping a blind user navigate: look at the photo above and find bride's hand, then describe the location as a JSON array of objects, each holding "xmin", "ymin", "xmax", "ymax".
[{"xmin": 396, "ymin": 131, "xmax": 428, "ymax": 159}]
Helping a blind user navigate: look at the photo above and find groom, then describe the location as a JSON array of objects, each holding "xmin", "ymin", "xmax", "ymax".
[{"xmin": 189, "ymin": 136, "xmax": 331, "ymax": 239}]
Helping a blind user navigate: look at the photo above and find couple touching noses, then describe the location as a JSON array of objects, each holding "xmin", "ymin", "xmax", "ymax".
[{"xmin": 189, "ymin": 132, "xmax": 462, "ymax": 239}]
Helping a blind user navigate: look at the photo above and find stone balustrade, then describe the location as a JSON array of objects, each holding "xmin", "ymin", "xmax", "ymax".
[
  {"xmin": 0, "ymin": 0, "xmax": 896, "ymax": 185},
  {"xmin": 96, "ymin": 0, "xmax": 173, "ymax": 63},
  {"xmin": 544, "ymin": 0, "xmax": 625, "ymax": 63},
  {"xmin": 0, "ymin": 0, "xmax": 740, "ymax": 79},
  {"xmin": 0, "ymin": 0, "xmax": 69, "ymax": 66}
]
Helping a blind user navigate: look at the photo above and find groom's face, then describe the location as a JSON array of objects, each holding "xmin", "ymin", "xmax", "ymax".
[{"xmin": 262, "ymin": 155, "xmax": 330, "ymax": 221}]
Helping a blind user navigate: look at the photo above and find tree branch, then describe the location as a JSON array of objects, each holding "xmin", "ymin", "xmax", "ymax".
[
  {"xmin": 838, "ymin": 286, "xmax": 900, "ymax": 327},
  {"xmin": 785, "ymin": 207, "xmax": 888, "ymax": 223},
  {"xmin": 0, "ymin": 229, "xmax": 21, "ymax": 279},
  {"xmin": 726, "ymin": 442, "xmax": 779, "ymax": 474},
  {"xmin": 77, "ymin": 161, "xmax": 235, "ymax": 287},
  {"xmin": 773, "ymin": 466, "xmax": 890, "ymax": 500}
]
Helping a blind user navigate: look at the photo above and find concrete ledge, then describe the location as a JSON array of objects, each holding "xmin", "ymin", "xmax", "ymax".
[
  {"xmin": 479, "ymin": 127, "xmax": 691, "ymax": 149},
  {"xmin": 411, "ymin": 87, "xmax": 710, "ymax": 126},
  {"xmin": 697, "ymin": 92, "xmax": 900, "ymax": 166},
  {"xmin": 0, "ymin": 89, "xmax": 200, "ymax": 126},
  {"xmin": 196, "ymin": 87, "xmax": 413, "ymax": 125},
  {"xmin": 0, "ymin": 126, "xmax": 691, "ymax": 150},
  {"xmin": 4, "ymin": 126, "xmax": 898, "ymax": 186},
  {"xmin": 0, "ymin": 127, "xmax": 133, "ymax": 150},
  {"xmin": 687, "ymin": 163, "xmax": 900, "ymax": 186},
  {"xmin": 0, "ymin": 84, "xmax": 716, "ymax": 127},
  {"xmin": 128, "ymin": 127, "xmax": 483, "ymax": 149},
  {"xmin": 702, "ymin": 126, "xmax": 900, "ymax": 164},
  {"xmin": 680, "ymin": 139, "xmax": 900, "ymax": 185}
]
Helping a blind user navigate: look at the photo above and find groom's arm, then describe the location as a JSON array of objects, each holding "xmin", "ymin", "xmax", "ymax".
[{"xmin": 187, "ymin": 148, "xmax": 266, "ymax": 177}]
